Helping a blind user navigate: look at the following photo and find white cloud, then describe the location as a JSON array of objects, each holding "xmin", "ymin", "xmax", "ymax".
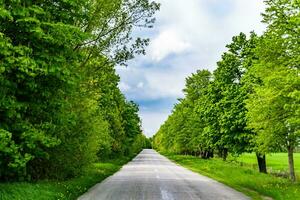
[
  {"xmin": 137, "ymin": 82, "xmax": 144, "ymax": 88},
  {"xmin": 117, "ymin": 65, "xmax": 188, "ymax": 100},
  {"xmin": 148, "ymin": 29, "xmax": 190, "ymax": 61}
]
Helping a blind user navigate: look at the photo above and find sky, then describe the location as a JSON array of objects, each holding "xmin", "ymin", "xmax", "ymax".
[{"xmin": 117, "ymin": 0, "xmax": 266, "ymax": 137}]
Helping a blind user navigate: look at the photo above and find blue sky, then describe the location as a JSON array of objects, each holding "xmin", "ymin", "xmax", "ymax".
[{"xmin": 117, "ymin": 0, "xmax": 266, "ymax": 137}]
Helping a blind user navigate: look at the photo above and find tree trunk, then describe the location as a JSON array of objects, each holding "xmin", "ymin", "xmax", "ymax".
[
  {"xmin": 256, "ymin": 153, "xmax": 267, "ymax": 173},
  {"xmin": 209, "ymin": 150, "xmax": 214, "ymax": 158},
  {"xmin": 287, "ymin": 145, "xmax": 296, "ymax": 182},
  {"xmin": 200, "ymin": 150, "xmax": 211, "ymax": 159},
  {"xmin": 222, "ymin": 148, "xmax": 228, "ymax": 161}
]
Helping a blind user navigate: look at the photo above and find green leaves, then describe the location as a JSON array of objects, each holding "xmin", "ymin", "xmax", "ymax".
[
  {"xmin": 0, "ymin": 0, "xmax": 158, "ymax": 180},
  {"xmin": 245, "ymin": 0, "xmax": 299, "ymax": 166},
  {"xmin": 0, "ymin": 129, "xmax": 33, "ymax": 178},
  {"xmin": 0, "ymin": 129, "xmax": 13, "ymax": 153},
  {"xmin": 0, "ymin": 7, "xmax": 12, "ymax": 21}
]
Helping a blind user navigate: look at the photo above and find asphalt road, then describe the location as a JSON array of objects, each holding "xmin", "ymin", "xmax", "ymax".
[{"xmin": 78, "ymin": 149, "xmax": 250, "ymax": 200}]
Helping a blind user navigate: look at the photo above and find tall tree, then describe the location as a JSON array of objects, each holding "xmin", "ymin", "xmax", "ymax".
[{"xmin": 246, "ymin": 0, "xmax": 299, "ymax": 181}]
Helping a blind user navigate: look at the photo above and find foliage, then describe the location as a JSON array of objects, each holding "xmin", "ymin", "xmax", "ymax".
[
  {"xmin": 246, "ymin": 0, "xmax": 300, "ymax": 181},
  {"xmin": 131, "ymin": 134, "xmax": 152, "ymax": 154},
  {"xmin": 0, "ymin": 0, "xmax": 159, "ymax": 180}
]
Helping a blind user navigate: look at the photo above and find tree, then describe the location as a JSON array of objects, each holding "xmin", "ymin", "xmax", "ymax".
[
  {"xmin": 246, "ymin": 0, "xmax": 299, "ymax": 181},
  {"xmin": 246, "ymin": 54, "xmax": 299, "ymax": 181},
  {"xmin": 0, "ymin": 0, "xmax": 159, "ymax": 180},
  {"xmin": 153, "ymin": 70, "xmax": 214, "ymax": 157}
]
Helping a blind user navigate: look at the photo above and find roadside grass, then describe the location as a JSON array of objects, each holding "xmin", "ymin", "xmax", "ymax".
[
  {"xmin": 165, "ymin": 154, "xmax": 300, "ymax": 200},
  {"xmin": 0, "ymin": 156, "xmax": 132, "ymax": 200}
]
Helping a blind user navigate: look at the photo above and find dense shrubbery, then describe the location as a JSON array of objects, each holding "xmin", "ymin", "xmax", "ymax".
[
  {"xmin": 0, "ymin": 0, "xmax": 159, "ymax": 181},
  {"xmin": 153, "ymin": 0, "xmax": 299, "ymax": 181}
]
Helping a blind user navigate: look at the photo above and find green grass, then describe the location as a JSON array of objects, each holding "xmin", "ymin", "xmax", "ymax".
[
  {"xmin": 165, "ymin": 153, "xmax": 300, "ymax": 200},
  {"xmin": 232, "ymin": 153, "xmax": 300, "ymax": 179},
  {"xmin": 0, "ymin": 157, "xmax": 132, "ymax": 200}
]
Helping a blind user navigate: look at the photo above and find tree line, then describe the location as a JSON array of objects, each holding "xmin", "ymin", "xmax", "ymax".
[
  {"xmin": 153, "ymin": 0, "xmax": 299, "ymax": 182},
  {"xmin": 0, "ymin": 0, "xmax": 158, "ymax": 181}
]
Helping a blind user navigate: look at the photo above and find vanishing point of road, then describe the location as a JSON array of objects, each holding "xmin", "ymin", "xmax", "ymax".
[{"xmin": 78, "ymin": 149, "xmax": 250, "ymax": 200}]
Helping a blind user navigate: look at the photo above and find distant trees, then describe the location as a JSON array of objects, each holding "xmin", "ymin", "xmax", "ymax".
[
  {"xmin": 154, "ymin": 32, "xmax": 257, "ymax": 158},
  {"xmin": 0, "ymin": 0, "xmax": 159, "ymax": 181},
  {"xmin": 153, "ymin": 0, "xmax": 299, "ymax": 181}
]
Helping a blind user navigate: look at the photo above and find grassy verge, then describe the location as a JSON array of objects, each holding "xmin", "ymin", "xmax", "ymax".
[
  {"xmin": 0, "ymin": 156, "xmax": 133, "ymax": 200},
  {"xmin": 165, "ymin": 154, "xmax": 300, "ymax": 200}
]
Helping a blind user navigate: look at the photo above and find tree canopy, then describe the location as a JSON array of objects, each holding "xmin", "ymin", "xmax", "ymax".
[{"xmin": 0, "ymin": 0, "xmax": 159, "ymax": 181}]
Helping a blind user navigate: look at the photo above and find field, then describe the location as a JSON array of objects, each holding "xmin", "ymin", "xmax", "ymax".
[
  {"xmin": 0, "ymin": 157, "xmax": 132, "ymax": 200},
  {"xmin": 233, "ymin": 153, "xmax": 300, "ymax": 179},
  {"xmin": 166, "ymin": 153, "xmax": 300, "ymax": 200}
]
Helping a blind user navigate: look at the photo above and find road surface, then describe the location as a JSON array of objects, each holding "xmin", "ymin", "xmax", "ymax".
[{"xmin": 78, "ymin": 149, "xmax": 250, "ymax": 200}]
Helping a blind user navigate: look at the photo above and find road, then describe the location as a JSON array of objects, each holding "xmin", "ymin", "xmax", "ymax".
[{"xmin": 78, "ymin": 149, "xmax": 250, "ymax": 200}]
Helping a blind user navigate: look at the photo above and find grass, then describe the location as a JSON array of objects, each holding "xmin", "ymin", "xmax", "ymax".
[
  {"xmin": 165, "ymin": 153, "xmax": 300, "ymax": 200},
  {"xmin": 0, "ymin": 156, "xmax": 133, "ymax": 200},
  {"xmin": 232, "ymin": 153, "xmax": 300, "ymax": 179}
]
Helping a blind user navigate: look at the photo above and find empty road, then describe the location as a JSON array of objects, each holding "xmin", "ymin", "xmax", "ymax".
[{"xmin": 78, "ymin": 149, "xmax": 250, "ymax": 200}]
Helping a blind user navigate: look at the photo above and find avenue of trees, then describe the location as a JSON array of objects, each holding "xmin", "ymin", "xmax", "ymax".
[
  {"xmin": 0, "ymin": 0, "xmax": 158, "ymax": 181},
  {"xmin": 153, "ymin": 0, "xmax": 299, "ymax": 182}
]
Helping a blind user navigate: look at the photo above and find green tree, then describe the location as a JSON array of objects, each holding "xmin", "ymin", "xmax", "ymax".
[
  {"xmin": 246, "ymin": 0, "xmax": 299, "ymax": 181},
  {"xmin": 0, "ymin": 0, "xmax": 159, "ymax": 180}
]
